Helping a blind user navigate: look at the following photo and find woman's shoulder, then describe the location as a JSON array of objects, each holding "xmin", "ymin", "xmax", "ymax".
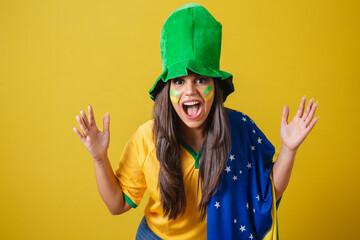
[
  {"xmin": 136, "ymin": 119, "xmax": 154, "ymax": 133},
  {"xmin": 132, "ymin": 119, "xmax": 154, "ymax": 139},
  {"xmin": 127, "ymin": 119, "xmax": 155, "ymax": 149},
  {"xmin": 225, "ymin": 108, "xmax": 274, "ymax": 148},
  {"xmin": 225, "ymin": 108, "xmax": 254, "ymax": 123},
  {"xmin": 225, "ymin": 108, "xmax": 261, "ymax": 135}
]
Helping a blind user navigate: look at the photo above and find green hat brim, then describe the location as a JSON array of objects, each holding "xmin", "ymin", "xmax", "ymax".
[{"xmin": 149, "ymin": 59, "xmax": 234, "ymax": 102}]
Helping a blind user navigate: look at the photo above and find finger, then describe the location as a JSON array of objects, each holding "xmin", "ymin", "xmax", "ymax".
[
  {"xmin": 281, "ymin": 105, "xmax": 289, "ymax": 126},
  {"xmin": 88, "ymin": 104, "xmax": 97, "ymax": 127},
  {"xmin": 80, "ymin": 110, "xmax": 90, "ymax": 129},
  {"xmin": 302, "ymin": 97, "xmax": 314, "ymax": 121},
  {"xmin": 76, "ymin": 115, "xmax": 89, "ymax": 136},
  {"xmin": 306, "ymin": 116, "xmax": 319, "ymax": 134},
  {"xmin": 295, "ymin": 95, "xmax": 306, "ymax": 119},
  {"xmin": 305, "ymin": 101, "xmax": 318, "ymax": 127},
  {"xmin": 103, "ymin": 113, "xmax": 110, "ymax": 134},
  {"xmin": 73, "ymin": 127, "xmax": 85, "ymax": 142}
]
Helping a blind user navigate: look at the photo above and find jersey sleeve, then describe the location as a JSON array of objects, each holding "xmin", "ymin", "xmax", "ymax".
[{"xmin": 114, "ymin": 122, "xmax": 152, "ymax": 208}]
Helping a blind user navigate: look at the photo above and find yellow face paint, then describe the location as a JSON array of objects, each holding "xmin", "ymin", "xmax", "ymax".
[
  {"xmin": 170, "ymin": 95, "xmax": 179, "ymax": 103},
  {"xmin": 204, "ymin": 91, "xmax": 214, "ymax": 101}
]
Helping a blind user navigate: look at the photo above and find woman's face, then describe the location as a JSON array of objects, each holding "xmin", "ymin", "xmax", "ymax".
[{"xmin": 170, "ymin": 71, "xmax": 215, "ymax": 130}]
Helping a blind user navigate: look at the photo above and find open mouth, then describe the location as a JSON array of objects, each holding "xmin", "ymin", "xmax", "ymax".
[{"xmin": 182, "ymin": 101, "xmax": 202, "ymax": 120}]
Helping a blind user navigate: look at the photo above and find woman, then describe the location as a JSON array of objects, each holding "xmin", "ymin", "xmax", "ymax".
[{"xmin": 73, "ymin": 3, "xmax": 318, "ymax": 240}]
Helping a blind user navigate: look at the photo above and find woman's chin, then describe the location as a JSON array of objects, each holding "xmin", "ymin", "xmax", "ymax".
[{"xmin": 179, "ymin": 114, "xmax": 207, "ymax": 130}]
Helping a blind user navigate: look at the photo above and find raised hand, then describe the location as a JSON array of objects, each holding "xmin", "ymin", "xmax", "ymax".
[
  {"xmin": 280, "ymin": 96, "xmax": 319, "ymax": 153},
  {"xmin": 73, "ymin": 105, "xmax": 110, "ymax": 161}
]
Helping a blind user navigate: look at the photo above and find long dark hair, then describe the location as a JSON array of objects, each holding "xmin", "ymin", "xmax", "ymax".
[{"xmin": 152, "ymin": 78, "xmax": 230, "ymax": 220}]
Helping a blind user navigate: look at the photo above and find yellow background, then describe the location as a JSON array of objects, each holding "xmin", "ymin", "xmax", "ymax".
[{"xmin": 1, "ymin": 0, "xmax": 359, "ymax": 239}]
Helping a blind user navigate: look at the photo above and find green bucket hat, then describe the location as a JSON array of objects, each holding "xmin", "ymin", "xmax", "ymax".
[{"xmin": 149, "ymin": 3, "xmax": 234, "ymax": 101}]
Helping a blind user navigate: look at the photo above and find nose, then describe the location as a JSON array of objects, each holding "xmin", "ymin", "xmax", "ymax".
[{"xmin": 184, "ymin": 81, "xmax": 197, "ymax": 96}]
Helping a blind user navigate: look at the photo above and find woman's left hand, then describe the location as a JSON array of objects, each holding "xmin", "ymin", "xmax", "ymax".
[{"xmin": 280, "ymin": 96, "xmax": 319, "ymax": 153}]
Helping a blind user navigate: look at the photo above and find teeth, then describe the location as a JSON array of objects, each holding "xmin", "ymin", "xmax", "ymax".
[{"xmin": 183, "ymin": 101, "xmax": 199, "ymax": 106}]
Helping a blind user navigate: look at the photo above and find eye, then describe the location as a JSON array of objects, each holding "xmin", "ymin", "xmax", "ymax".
[
  {"xmin": 172, "ymin": 78, "xmax": 183, "ymax": 85},
  {"xmin": 195, "ymin": 77, "xmax": 208, "ymax": 84}
]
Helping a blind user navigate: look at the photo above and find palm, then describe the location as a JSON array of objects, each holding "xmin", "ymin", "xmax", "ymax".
[
  {"xmin": 85, "ymin": 123, "xmax": 109, "ymax": 160},
  {"xmin": 73, "ymin": 105, "xmax": 110, "ymax": 161},
  {"xmin": 280, "ymin": 96, "xmax": 319, "ymax": 152}
]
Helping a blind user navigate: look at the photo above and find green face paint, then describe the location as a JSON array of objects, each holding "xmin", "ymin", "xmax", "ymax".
[
  {"xmin": 169, "ymin": 89, "xmax": 180, "ymax": 103},
  {"xmin": 203, "ymin": 85, "xmax": 213, "ymax": 95},
  {"xmin": 170, "ymin": 89, "xmax": 180, "ymax": 96},
  {"xmin": 204, "ymin": 85, "xmax": 214, "ymax": 101}
]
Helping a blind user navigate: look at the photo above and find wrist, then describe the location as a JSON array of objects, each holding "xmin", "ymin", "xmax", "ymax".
[
  {"xmin": 93, "ymin": 153, "xmax": 109, "ymax": 164},
  {"xmin": 281, "ymin": 144, "xmax": 297, "ymax": 156}
]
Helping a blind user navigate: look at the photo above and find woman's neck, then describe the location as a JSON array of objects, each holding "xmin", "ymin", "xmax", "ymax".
[{"xmin": 179, "ymin": 121, "xmax": 205, "ymax": 154}]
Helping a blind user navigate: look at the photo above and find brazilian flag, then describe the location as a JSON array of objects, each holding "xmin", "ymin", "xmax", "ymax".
[{"xmin": 207, "ymin": 111, "xmax": 281, "ymax": 240}]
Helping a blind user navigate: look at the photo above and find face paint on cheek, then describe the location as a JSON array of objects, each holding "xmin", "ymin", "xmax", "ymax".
[
  {"xmin": 170, "ymin": 89, "xmax": 180, "ymax": 103},
  {"xmin": 204, "ymin": 85, "xmax": 214, "ymax": 101},
  {"xmin": 170, "ymin": 95, "xmax": 179, "ymax": 103},
  {"xmin": 203, "ymin": 85, "xmax": 212, "ymax": 95},
  {"xmin": 170, "ymin": 89, "xmax": 180, "ymax": 96}
]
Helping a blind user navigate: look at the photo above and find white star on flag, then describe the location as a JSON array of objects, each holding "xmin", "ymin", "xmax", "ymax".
[
  {"xmin": 253, "ymin": 208, "xmax": 255, "ymax": 213},
  {"xmin": 214, "ymin": 201, "xmax": 220, "ymax": 209},
  {"xmin": 229, "ymin": 154, "xmax": 235, "ymax": 161},
  {"xmin": 234, "ymin": 219, "xmax": 237, "ymax": 224},
  {"xmin": 246, "ymin": 203, "xmax": 249, "ymax": 209},
  {"xmin": 239, "ymin": 170, "xmax": 242, "ymax": 174},
  {"xmin": 252, "ymin": 129, "xmax": 256, "ymax": 133},
  {"xmin": 247, "ymin": 163, "xmax": 252, "ymax": 169},
  {"xmin": 256, "ymin": 195, "xmax": 260, "ymax": 201},
  {"xmin": 249, "ymin": 234, "xmax": 254, "ymax": 240},
  {"xmin": 257, "ymin": 137, "xmax": 262, "ymax": 144},
  {"xmin": 225, "ymin": 166, "xmax": 231, "ymax": 173},
  {"xmin": 239, "ymin": 225, "xmax": 246, "ymax": 232},
  {"xmin": 251, "ymin": 145, "xmax": 255, "ymax": 151},
  {"xmin": 242, "ymin": 117, "xmax": 247, "ymax": 122},
  {"xmin": 233, "ymin": 175, "xmax": 238, "ymax": 181}
]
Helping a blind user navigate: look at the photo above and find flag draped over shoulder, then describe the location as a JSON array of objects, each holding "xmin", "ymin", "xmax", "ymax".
[{"xmin": 207, "ymin": 111, "xmax": 279, "ymax": 240}]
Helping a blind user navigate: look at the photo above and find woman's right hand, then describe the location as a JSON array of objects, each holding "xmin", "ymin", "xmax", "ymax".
[{"xmin": 73, "ymin": 105, "xmax": 110, "ymax": 162}]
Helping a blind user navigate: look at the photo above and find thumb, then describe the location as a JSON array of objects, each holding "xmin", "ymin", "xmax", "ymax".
[
  {"xmin": 281, "ymin": 105, "xmax": 289, "ymax": 126},
  {"xmin": 103, "ymin": 113, "xmax": 110, "ymax": 134}
]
